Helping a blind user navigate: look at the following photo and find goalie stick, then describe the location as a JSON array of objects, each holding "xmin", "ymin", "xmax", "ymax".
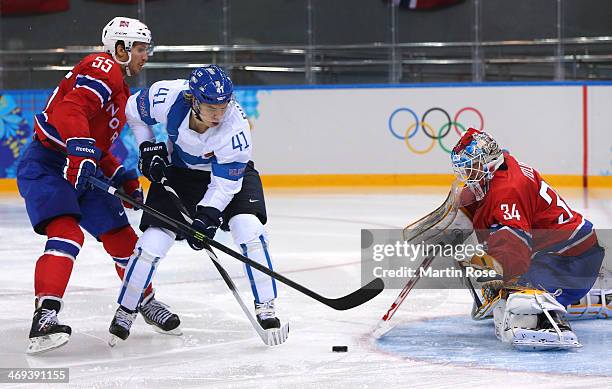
[
  {"xmin": 88, "ymin": 176, "xmax": 384, "ymax": 311},
  {"xmin": 373, "ymin": 253, "xmax": 436, "ymax": 338},
  {"xmin": 374, "ymin": 182, "xmax": 462, "ymax": 338},
  {"xmin": 159, "ymin": 177, "xmax": 289, "ymax": 346}
]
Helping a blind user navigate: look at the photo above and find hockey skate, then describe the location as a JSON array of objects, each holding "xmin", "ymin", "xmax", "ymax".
[
  {"xmin": 255, "ymin": 299, "xmax": 289, "ymax": 345},
  {"xmin": 27, "ymin": 299, "xmax": 71, "ymax": 355},
  {"xmin": 255, "ymin": 299, "xmax": 281, "ymax": 329},
  {"xmin": 108, "ymin": 306, "xmax": 138, "ymax": 347},
  {"xmin": 510, "ymin": 310, "xmax": 580, "ymax": 351},
  {"xmin": 494, "ymin": 290, "xmax": 581, "ymax": 351},
  {"xmin": 138, "ymin": 294, "xmax": 182, "ymax": 336}
]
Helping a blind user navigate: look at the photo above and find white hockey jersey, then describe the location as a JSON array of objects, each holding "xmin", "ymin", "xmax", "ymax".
[{"xmin": 125, "ymin": 79, "xmax": 252, "ymax": 212}]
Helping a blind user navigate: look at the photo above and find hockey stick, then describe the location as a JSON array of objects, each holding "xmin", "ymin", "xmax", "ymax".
[
  {"xmin": 373, "ymin": 184, "xmax": 462, "ymax": 338},
  {"xmin": 157, "ymin": 177, "xmax": 289, "ymax": 346},
  {"xmin": 88, "ymin": 176, "xmax": 384, "ymax": 311},
  {"xmin": 372, "ymin": 254, "xmax": 436, "ymax": 338}
]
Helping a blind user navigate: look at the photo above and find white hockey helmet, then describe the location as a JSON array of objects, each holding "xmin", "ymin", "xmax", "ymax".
[{"xmin": 102, "ymin": 16, "xmax": 152, "ymax": 55}]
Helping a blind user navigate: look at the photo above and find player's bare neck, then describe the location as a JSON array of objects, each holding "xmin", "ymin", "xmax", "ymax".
[{"xmin": 189, "ymin": 112, "xmax": 209, "ymax": 134}]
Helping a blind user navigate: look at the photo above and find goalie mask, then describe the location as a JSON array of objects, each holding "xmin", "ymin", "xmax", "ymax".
[{"xmin": 451, "ymin": 128, "xmax": 504, "ymax": 201}]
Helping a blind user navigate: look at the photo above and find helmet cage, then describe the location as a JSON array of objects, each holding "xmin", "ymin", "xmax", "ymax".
[{"xmin": 451, "ymin": 130, "xmax": 503, "ymax": 201}]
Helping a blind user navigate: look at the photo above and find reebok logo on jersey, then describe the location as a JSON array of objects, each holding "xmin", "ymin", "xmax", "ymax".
[
  {"xmin": 248, "ymin": 199, "xmax": 259, "ymax": 203},
  {"xmin": 75, "ymin": 146, "xmax": 96, "ymax": 154}
]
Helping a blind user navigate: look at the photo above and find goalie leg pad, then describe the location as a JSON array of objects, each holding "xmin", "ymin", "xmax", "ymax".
[
  {"xmin": 493, "ymin": 289, "xmax": 581, "ymax": 351},
  {"xmin": 566, "ymin": 267, "xmax": 611, "ymax": 320},
  {"xmin": 117, "ymin": 227, "xmax": 175, "ymax": 311},
  {"xmin": 230, "ymin": 214, "xmax": 277, "ymax": 303},
  {"xmin": 567, "ymin": 288, "xmax": 611, "ymax": 320}
]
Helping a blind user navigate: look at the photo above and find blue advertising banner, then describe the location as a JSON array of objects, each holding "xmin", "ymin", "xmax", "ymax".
[{"xmin": 0, "ymin": 88, "xmax": 260, "ymax": 178}]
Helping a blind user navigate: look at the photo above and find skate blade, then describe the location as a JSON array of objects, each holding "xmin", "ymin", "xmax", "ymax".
[
  {"xmin": 26, "ymin": 333, "xmax": 70, "ymax": 355},
  {"xmin": 151, "ymin": 326, "xmax": 183, "ymax": 336},
  {"xmin": 512, "ymin": 340, "xmax": 582, "ymax": 351},
  {"xmin": 108, "ymin": 334, "xmax": 122, "ymax": 348},
  {"xmin": 512, "ymin": 329, "xmax": 582, "ymax": 351},
  {"xmin": 264, "ymin": 322, "xmax": 289, "ymax": 346}
]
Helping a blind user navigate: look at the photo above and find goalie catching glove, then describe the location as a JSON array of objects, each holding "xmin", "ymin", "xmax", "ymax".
[{"xmin": 463, "ymin": 253, "xmax": 504, "ymax": 277}]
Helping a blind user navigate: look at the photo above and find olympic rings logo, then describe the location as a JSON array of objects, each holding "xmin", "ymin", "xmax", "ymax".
[{"xmin": 387, "ymin": 107, "xmax": 484, "ymax": 154}]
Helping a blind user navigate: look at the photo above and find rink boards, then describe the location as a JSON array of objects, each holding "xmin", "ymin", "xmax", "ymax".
[
  {"xmin": 1, "ymin": 81, "xmax": 612, "ymax": 189},
  {"xmin": 249, "ymin": 82, "xmax": 612, "ymax": 186}
]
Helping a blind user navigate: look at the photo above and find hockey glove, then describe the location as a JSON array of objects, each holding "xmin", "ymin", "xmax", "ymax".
[
  {"xmin": 188, "ymin": 206, "xmax": 222, "ymax": 250},
  {"xmin": 109, "ymin": 166, "xmax": 143, "ymax": 210},
  {"xmin": 64, "ymin": 137, "xmax": 101, "ymax": 191},
  {"xmin": 466, "ymin": 254, "xmax": 504, "ymax": 277},
  {"xmin": 139, "ymin": 141, "xmax": 170, "ymax": 183}
]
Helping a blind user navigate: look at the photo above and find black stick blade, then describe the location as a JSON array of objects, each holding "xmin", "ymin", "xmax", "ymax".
[{"xmin": 325, "ymin": 278, "xmax": 385, "ymax": 311}]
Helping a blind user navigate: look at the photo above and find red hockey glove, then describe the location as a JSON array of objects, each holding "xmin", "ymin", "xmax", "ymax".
[
  {"xmin": 110, "ymin": 166, "xmax": 143, "ymax": 210},
  {"xmin": 64, "ymin": 137, "xmax": 101, "ymax": 191}
]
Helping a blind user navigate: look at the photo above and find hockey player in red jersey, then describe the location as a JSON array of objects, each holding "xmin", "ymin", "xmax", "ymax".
[
  {"xmin": 17, "ymin": 16, "xmax": 178, "ymax": 355},
  {"xmin": 450, "ymin": 128, "xmax": 607, "ymax": 350}
]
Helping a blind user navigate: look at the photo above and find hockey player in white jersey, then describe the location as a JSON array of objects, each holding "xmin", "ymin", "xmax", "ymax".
[{"xmin": 108, "ymin": 65, "xmax": 280, "ymax": 344}]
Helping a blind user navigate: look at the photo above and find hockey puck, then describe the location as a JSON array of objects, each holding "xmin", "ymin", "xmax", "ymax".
[{"xmin": 332, "ymin": 345, "xmax": 348, "ymax": 352}]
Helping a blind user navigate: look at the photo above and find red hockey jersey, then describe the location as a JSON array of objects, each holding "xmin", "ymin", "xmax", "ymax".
[
  {"xmin": 34, "ymin": 52, "xmax": 130, "ymax": 176},
  {"xmin": 464, "ymin": 152, "xmax": 596, "ymax": 281}
]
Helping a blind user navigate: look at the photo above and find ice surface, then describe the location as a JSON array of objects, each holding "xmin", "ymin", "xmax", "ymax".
[{"xmin": 0, "ymin": 187, "xmax": 610, "ymax": 388}]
